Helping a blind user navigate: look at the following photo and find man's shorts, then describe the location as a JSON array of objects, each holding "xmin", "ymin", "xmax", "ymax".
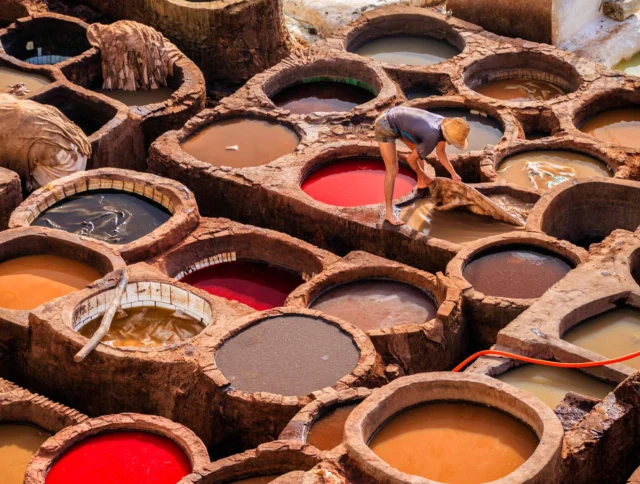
[{"xmin": 374, "ymin": 112, "xmax": 398, "ymax": 142}]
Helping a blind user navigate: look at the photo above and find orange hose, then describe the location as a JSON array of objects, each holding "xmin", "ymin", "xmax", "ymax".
[{"xmin": 451, "ymin": 349, "xmax": 640, "ymax": 373}]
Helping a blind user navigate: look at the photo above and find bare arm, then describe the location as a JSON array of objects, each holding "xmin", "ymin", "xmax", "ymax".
[{"xmin": 436, "ymin": 141, "xmax": 462, "ymax": 182}]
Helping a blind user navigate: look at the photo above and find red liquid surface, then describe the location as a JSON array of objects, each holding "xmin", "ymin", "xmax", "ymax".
[
  {"xmin": 181, "ymin": 260, "xmax": 304, "ymax": 310},
  {"xmin": 45, "ymin": 432, "xmax": 191, "ymax": 484},
  {"xmin": 301, "ymin": 158, "xmax": 416, "ymax": 207}
]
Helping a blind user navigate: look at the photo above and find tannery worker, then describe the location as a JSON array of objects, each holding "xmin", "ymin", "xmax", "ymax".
[{"xmin": 374, "ymin": 106, "xmax": 470, "ymax": 225}]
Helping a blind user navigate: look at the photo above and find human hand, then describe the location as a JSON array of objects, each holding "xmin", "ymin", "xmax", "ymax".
[{"xmin": 452, "ymin": 173, "xmax": 462, "ymax": 183}]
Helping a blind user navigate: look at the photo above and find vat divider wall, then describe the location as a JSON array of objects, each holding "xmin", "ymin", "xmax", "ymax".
[
  {"xmin": 445, "ymin": 231, "xmax": 587, "ymax": 351},
  {"xmin": 285, "ymin": 250, "xmax": 464, "ymax": 375},
  {"xmin": 0, "ymin": 12, "xmax": 206, "ymax": 170},
  {"xmin": 198, "ymin": 307, "xmax": 380, "ymax": 453},
  {"xmin": 0, "ymin": 226, "xmax": 126, "ymax": 383},
  {"xmin": 178, "ymin": 440, "xmax": 322, "ymax": 484},
  {"xmin": 24, "ymin": 413, "xmax": 211, "ymax": 484},
  {"xmin": 149, "ymin": 6, "xmax": 639, "ymax": 274},
  {"xmin": 9, "ymin": 168, "xmax": 201, "ymax": 264},
  {"xmin": 23, "ymin": 263, "xmax": 246, "ymax": 449}
]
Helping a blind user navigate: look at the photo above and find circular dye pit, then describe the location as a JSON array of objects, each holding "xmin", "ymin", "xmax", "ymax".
[
  {"xmin": 0, "ymin": 254, "xmax": 101, "ymax": 310},
  {"xmin": 45, "ymin": 431, "xmax": 191, "ymax": 484},
  {"xmin": 307, "ymin": 403, "xmax": 358, "ymax": 451},
  {"xmin": 215, "ymin": 315, "xmax": 360, "ymax": 396},
  {"xmin": 496, "ymin": 365, "xmax": 615, "ymax": 409},
  {"xmin": 181, "ymin": 118, "xmax": 300, "ymax": 168},
  {"xmin": 77, "ymin": 306, "xmax": 206, "ymax": 348},
  {"xmin": 368, "ymin": 401, "xmax": 538, "ymax": 484},
  {"xmin": 32, "ymin": 191, "xmax": 172, "ymax": 245},
  {"xmin": 271, "ymin": 81, "xmax": 375, "ymax": 114},
  {"xmin": 310, "ymin": 280, "xmax": 437, "ymax": 331},
  {"xmin": 233, "ymin": 477, "xmax": 281, "ymax": 484},
  {"xmin": 0, "ymin": 423, "xmax": 51, "ymax": 484},
  {"xmin": 95, "ymin": 87, "xmax": 175, "ymax": 107},
  {"xmin": 429, "ymin": 108, "xmax": 503, "ymax": 155},
  {"xmin": 180, "ymin": 260, "xmax": 304, "ymax": 311},
  {"xmin": 352, "ymin": 35, "xmax": 459, "ymax": 66},
  {"xmin": 563, "ymin": 306, "xmax": 640, "ymax": 369},
  {"xmin": 400, "ymin": 197, "xmax": 527, "ymax": 245},
  {"xmin": 579, "ymin": 108, "xmax": 640, "ymax": 149},
  {"xmin": 463, "ymin": 247, "xmax": 573, "ymax": 299},
  {"xmin": 498, "ymin": 150, "xmax": 612, "ymax": 190},
  {"xmin": 0, "ymin": 66, "xmax": 51, "ymax": 96},
  {"xmin": 301, "ymin": 158, "xmax": 416, "ymax": 207},
  {"xmin": 615, "ymin": 52, "xmax": 640, "ymax": 76},
  {"xmin": 475, "ymin": 78, "xmax": 566, "ymax": 102}
]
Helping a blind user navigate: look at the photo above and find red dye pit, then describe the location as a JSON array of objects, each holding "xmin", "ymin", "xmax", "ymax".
[
  {"xmin": 180, "ymin": 260, "xmax": 304, "ymax": 310},
  {"xmin": 301, "ymin": 158, "xmax": 416, "ymax": 207},
  {"xmin": 45, "ymin": 431, "xmax": 191, "ymax": 484}
]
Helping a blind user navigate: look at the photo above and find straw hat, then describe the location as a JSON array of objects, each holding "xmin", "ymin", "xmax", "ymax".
[{"xmin": 441, "ymin": 118, "xmax": 470, "ymax": 151}]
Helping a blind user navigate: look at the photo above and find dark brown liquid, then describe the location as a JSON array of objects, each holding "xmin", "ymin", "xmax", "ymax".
[
  {"xmin": 307, "ymin": 404, "xmax": 358, "ymax": 451},
  {"xmin": 353, "ymin": 35, "xmax": 459, "ymax": 66},
  {"xmin": 580, "ymin": 108, "xmax": 640, "ymax": 149},
  {"xmin": 78, "ymin": 306, "xmax": 205, "ymax": 348},
  {"xmin": 271, "ymin": 81, "xmax": 375, "ymax": 114},
  {"xmin": 310, "ymin": 280, "xmax": 437, "ymax": 331},
  {"xmin": 215, "ymin": 315, "xmax": 360, "ymax": 396},
  {"xmin": 429, "ymin": 108, "xmax": 503, "ymax": 155},
  {"xmin": 95, "ymin": 87, "xmax": 174, "ymax": 106},
  {"xmin": 369, "ymin": 402, "xmax": 538, "ymax": 484},
  {"xmin": 463, "ymin": 248, "xmax": 572, "ymax": 299},
  {"xmin": 33, "ymin": 190, "xmax": 172, "ymax": 245},
  {"xmin": 476, "ymin": 79, "xmax": 566, "ymax": 102},
  {"xmin": 400, "ymin": 197, "xmax": 524, "ymax": 245},
  {"xmin": 181, "ymin": 118, "xmax": 299, "ymax": 168},
  {"xmin": 0, "ymin": 423, "xmax": 51, "ymax": 484}
]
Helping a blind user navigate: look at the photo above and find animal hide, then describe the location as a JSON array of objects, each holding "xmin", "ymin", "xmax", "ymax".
[
  {"xmin": 0, "ymin": 94, "xmax": 91, "ymax": 189},
  {"xmin": 430, "ymin": 177, "xmax": 525, "ymax": 227},
  {"xmin": 87, "ymin": 20, "xmax": 178, "ymax": 91}
]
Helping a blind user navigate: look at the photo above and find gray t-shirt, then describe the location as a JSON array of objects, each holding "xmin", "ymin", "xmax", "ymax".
[{"xmin": 386, "ymin": 107, "xmax": 444, "ymax": 159}]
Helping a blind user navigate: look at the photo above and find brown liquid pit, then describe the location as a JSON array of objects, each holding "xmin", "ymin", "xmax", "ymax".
[
  {"xmin": 307, "ymin": 404, "xmax": 358, "ymax": 451},
  {"xmin": 95, "ymin": 87, "xmax": 174, "ymax": 106},
  {"xmin": 369, "ymin": 402, "xmax": 539, "ymax": 484},
  {"xmin": 400, "ymin": 197, "xmax": 525, "ymax": 245},
  {"xmin": 233, "ymin": 476, "xmax": 282, "ymax": 484},
  {"xmin": 78, "ymin": 306, "xmax": 206, "ymax": 348},
  {"xmin": 496, "ymin": 365, "xmax": 615, "ymax": 409},
  {"xmin": 563, "ymin": 307, "xmax": 640, "ymax": 369},
  {"xmin": 475, "ymin": 78, "xmax": 566, "ymax": 102},
  {"xmin": 580, "ymin": 108, "xmax": 640, "ymax": 150},
  {"xmin": 270, "ymin": 81, "xmax": 375, "ymax": 114},
  {"xmin": 310, "ymin": 280, "xmax": 438, "ymax": 332},
  {"xmin": 215, "ymin": 315, "xmax": 360, "ymax": 396},
  {"xmin": 352, "ymin": 35, "xmax": 459, "ymax": 66},
  {"xmin": 463, "ymin": 248, "xmax": 572, "ymax": 299},
  {"xmin": 0, "ymin": 66, "xmax": 51, "ymax": 95},
  {"xmin": 498, "ymin": 150, "xmax": 611, "ymax": 190},
  {"xmin": 0, "ymin": 254, "xmax": 102, "ymax": 310},
  {"xmin": 181, "ymin": 118, "xmax": 300, "ymax": 168},
  {"xmin": 0, "ymin": 423, "xmax": 52, "ymax": 484}
]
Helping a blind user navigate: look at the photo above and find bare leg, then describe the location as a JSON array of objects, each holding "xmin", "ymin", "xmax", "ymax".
[
  {"xmin": 400, "ymin": 140, "xmax": 433, "ymax": 188},
  {"xmin": 378, "ymin": 141, "xmax": 403, "ymax": 226}
]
